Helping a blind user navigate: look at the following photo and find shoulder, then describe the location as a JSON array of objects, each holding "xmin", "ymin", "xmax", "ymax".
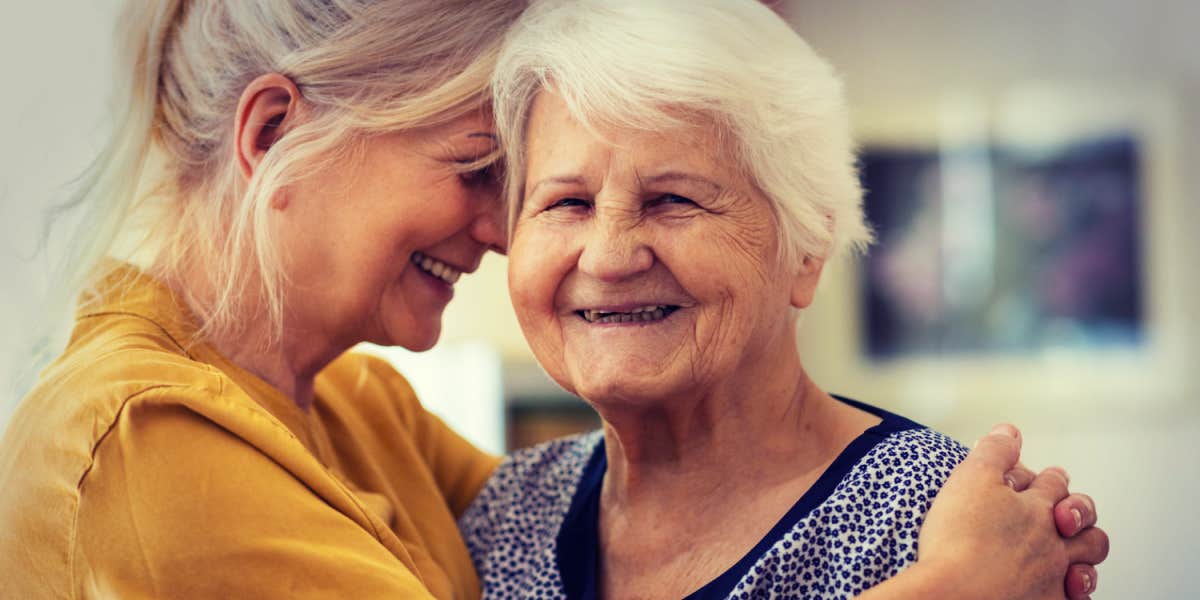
[
  {"xmin": 315, "ymin": 351, "xmax": 423, "ymax": 426},
  {"xmin": 7, "ymin": 317, "xmax": 237, "ymax": 468},
  {"xmin": 10, "ymin": 321, "xmax": 309, "ymax": 485},
  {"xmin": 6, "ymin": 306, "xmax": 320, "ymax": 499},
  {"xmin": 459, "ymin": 431, "xmax": 602, "ymax": 556},
  {"xmin": 856, "ymin": 427, "xmax": 970, "ymax": 486},
  {"xmin": 313, "ymin": 352, "xmax": 450, "ymax": 463},
  {"xmin": 722, "ymin": 427, "xmax": 969, "ymax": 598},
  {"xmin": 466, "ymin": 430, "xmax": 602, "ymax": 520},
  {"xmin": 825, "ymin": 426, "xmax": 969, "ymax": 558},
  {"xmin": 319, "ymin": 351, "xmax": 413, "ymax": 392},
  {"xmin": 0, "ymin": 328, "xmax": 293, "ymax": 597},
  {"xmin": 830, "ymin": 426, "xmax": 969, "ymax": 518}
]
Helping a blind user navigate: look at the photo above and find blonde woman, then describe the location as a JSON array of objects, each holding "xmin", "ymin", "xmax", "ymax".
[{"xmin": 0, "ymin": 1, "xmax": 1103, "ymax": 598}]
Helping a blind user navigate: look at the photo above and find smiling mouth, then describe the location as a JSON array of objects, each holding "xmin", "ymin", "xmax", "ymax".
[
  {"xmin": 411, "ymin": 251, "xmax": 462, "ymax": 284},
  {"xmin": 577, "ymin": 305, "xmax": 681, "ymax": 324}
]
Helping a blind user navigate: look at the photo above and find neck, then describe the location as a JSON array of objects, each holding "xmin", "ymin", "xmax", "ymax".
[
  {"xmin": 596, "ymin": 337, "xmax": 842, "ymax": 512},
  {"xmin": 165, "ymin": 265, "xmax": 347, "ymax": 411},
  {"xmin": 210, "ymin": 327, "xmax": 340, "ymax": 410}
]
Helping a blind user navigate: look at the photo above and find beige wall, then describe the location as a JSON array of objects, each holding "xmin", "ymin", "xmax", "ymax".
[{"xmin": 779, "ymin": 3, "xmax": 1198, "ymax": 597}]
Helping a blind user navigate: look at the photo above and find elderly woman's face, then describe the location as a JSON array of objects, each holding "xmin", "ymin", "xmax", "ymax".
[{"xmin": 509, "ymin": 93, "xmax": 821, "ymax": 403}]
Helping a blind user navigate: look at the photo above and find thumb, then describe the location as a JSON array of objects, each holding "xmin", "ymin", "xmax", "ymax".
[{"xmin": 964, "ymin": 424, "xmax": 1023, "ymax": 475}]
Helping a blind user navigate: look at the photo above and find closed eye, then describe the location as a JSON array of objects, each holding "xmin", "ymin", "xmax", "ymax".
[
  {"xmin": 547, "ymin": 197, "xmax": 591, "ymax": 210},
  {"xmin": 649, "ymin": 193, "xmax": 698, "ymax": 208},
  {"xmin": 458, "ymin": 164, "xmax": 497, "ymax": 186}
]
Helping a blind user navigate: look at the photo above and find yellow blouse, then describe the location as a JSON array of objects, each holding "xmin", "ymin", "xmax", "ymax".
[{"xmin": 0, "ymin": 266, "xmax": 501, "ymax": 599}]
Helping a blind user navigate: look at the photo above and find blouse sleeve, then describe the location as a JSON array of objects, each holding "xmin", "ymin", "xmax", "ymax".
[
  {"xmin": 73, "ymin": 394, "xmax": 440, "ymax": 599},
  {"xmin": 360, "ymin": 354, "xmax": 502, "ymax": 517}
]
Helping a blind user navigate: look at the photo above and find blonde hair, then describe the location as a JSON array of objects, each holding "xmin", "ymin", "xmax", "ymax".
[
  {"xmin": 492, "ymin": 0, "xmax": 873, "ymax": 267},
  {"xmin": 57, "ymin": 0, "xmax": 525, "ymax": 345}
]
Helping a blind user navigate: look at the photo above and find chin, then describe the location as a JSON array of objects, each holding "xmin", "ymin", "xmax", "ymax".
[
  {"xmin": 569, "ymin": 365, "xmax": 682, "ymax": 408},
  {"xmin": 401, "ymin": 335, "xmax": 440, "ymax": 353},
  {"xmin": 376, "ymin": 315, "xmax": 442, "ymax": 353}
]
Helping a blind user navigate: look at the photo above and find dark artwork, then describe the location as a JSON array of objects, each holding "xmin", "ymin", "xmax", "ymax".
[{"xmin": 860, "ymin": 135, "xmax": 1143, "ymax": 359}]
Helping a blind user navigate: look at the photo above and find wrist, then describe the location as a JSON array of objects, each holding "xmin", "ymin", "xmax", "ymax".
[{"xmin": 857, "ymin": 561, "xmax": 980, "ymax": 600}]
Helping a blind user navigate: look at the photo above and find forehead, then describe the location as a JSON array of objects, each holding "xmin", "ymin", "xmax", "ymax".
[
  {"xmin": 524, "ymin": 91, "xmax": 735, "ymax": 182},
  {"xmin": 408, "ymin": 108, "xmax": 497, "ymax": 144}
]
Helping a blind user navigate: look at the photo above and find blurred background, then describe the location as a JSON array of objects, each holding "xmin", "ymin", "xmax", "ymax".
[{"xmin": 1, "ymin": 1, "xmax": 1196, "ymax": 597}]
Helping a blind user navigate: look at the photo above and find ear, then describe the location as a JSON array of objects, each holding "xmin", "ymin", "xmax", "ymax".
[
  {"xmin": 789, "ymin": 254, "xmax": 826, "ymax": 310},
  {"xmin": 234, "ymin": 73, "xmax": 302, "ymax": 182}
]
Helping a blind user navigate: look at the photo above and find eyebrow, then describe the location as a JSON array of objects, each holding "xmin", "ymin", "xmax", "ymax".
[
  {"xmin": 528, "ymin": 175, "xmax": 587, "ymax": 197},
  {"xmin": 527, "ymin": 170, "xmax": 724, "ymax": 198},
  {"xmin": 640, "ymin": 171, "xmax": 722, "ymax": 191}
]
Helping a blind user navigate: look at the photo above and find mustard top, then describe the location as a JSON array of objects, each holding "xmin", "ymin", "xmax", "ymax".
[{"xmin": 0, "ymin": 266, "xmax": 501, "ymax": 599}]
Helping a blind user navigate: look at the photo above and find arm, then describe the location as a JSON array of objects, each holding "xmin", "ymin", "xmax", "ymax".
[
  {"xmin": 74, "ymin": 397, "xmax": 440, "ymax": 599},
  {"xmin": 855, "ymin": 565, "xmax": 961, "ymax": 600},
  {"xmin": 361, "ymin": 355, "xmax": 502, "ymax": 516},
  {"xmin": 858, "ymin": 425, "xmax": 1109, "ymax": 600}
]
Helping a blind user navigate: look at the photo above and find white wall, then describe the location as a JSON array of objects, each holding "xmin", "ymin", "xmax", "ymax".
[{"xmin": 0, "ymin": 2, "xmax": 122, "ymax": 417}]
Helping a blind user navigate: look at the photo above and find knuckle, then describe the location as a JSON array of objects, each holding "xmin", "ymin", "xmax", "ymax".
[
  {"xmin": 1045, "ymin": 465, "xmax": 1071, "ymax": 483},
  {"xmin": 1081, "ymin": 493, "xmax": 1097, "ymax": 517},
  {"xmin": 1095, "ymin": 529, "xmax": 1111, "ymax": 560}
]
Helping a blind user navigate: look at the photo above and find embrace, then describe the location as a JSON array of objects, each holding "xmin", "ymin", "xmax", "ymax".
[{"xmin": 0, "ymin": 1, "xmax": 1107, "ymax": 599}]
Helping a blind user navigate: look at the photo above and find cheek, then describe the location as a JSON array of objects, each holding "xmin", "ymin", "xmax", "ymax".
[
  {"xmin": 508, "ymin": 233, "xmax": 554, "ymax": 316},
  {"xmin": 663, "ymin": 214, "xmax": 778, "ymax": 302},
  {"xmin": 661, "ymin": 217, "xmax": 789, "ymax": 359},
  {"xmin": 508, "ymin": 227, "xmax": 576, "ymax": 358}
]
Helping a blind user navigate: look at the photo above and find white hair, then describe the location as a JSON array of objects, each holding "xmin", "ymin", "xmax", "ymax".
[
  {"xmin": 52, "ymin": 0, "xmax": 525, "ymax": 345},
  {"xmin": 492, "ymin": 0, "xmax": 873, "ymax": 267}
]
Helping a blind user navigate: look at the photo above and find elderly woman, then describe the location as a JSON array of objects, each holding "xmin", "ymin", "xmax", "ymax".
[
  {"xmin": 0, "ymin": 0, "xmax": 1104, "ymax": 598},
  {"xmin": 460, "ymin": 1, "xmax": 1108, "ymax": 599}
]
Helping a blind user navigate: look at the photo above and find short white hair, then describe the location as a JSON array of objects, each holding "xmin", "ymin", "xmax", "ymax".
[{"xmin": 493, "ymin": 0, "xmax": 872, "ymax": 266}]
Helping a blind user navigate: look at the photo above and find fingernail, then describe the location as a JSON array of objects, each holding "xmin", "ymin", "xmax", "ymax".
[
  {"xmin": 1082, "ymin": 572, "xmax": 1093, "ymax": 593},
  {"xmin": 1071, "ymin": 508, "xmax": 1083, "ymax": 530},
  {"xmin": 990, "ymin": 424, "xmax": 1017, "ymax": 438},
  {"xmin": 1003, "ymin": 474, "xmax": 1017, "ymax": 489}
]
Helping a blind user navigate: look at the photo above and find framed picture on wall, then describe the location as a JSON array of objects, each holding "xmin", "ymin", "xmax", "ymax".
[
  {"xmin": 797, "ymin": 85, "xmax": 1189, "ymax": 411},
  {"xmin": 860, "ymin": 134, "xmax": 1144, "ymax": 359}
]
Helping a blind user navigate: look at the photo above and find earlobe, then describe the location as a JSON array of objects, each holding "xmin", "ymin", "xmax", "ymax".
[
  {"xmin": 234, "ymin": 73, "xmax": 302, "ymax": 182},
  {"xmin": 789, "ymin": 254, "xmax": 825, "ymax": 309}
]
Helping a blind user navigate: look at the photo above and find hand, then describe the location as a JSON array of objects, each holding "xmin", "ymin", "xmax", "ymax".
[{"xmin": 916, "ymin": 425, "xmax": 1110, "ymax": 600}]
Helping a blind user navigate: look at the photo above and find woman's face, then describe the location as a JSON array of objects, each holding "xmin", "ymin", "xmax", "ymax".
[
  {"xmin": 277, "ymin": 111, "xmax": 504, "ymax": 352},
  {"xmin": 509, "ymin": 92, "xmax": 821, "ymax": 405}
]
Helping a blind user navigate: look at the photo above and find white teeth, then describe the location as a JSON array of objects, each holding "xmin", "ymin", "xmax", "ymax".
[{"xmin": 411, "ymin": 252, "xmax": 462, "ymax": 284}]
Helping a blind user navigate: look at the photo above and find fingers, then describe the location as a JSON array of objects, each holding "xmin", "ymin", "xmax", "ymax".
[
  {"xmin": 1055, "ymin": 493, "xmax": 1097, "ymax": 536},
  {"xmin": 966, "ymin": 424, "xmax": 1023, "ymax": 475},
  {"xmin": 1003, "ymin": 462, "xmax": 1036, "ymax": 491},
  {"xmin": 1065, "ymin": 526, "xmax": 1110, "ymax": 565},
  {"xmin": 1065, "ymin": 563, "xmax": 1098, "ymax": 599},
  {"xmin": 1027, "ymin": 466, "xmax": 1071, "ymax": 503}
]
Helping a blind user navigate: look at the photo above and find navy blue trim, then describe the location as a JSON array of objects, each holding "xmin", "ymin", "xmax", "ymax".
[
  {"xmin": 554, "ymin": 396, "xmax": 922, "ymax": 600},
  {"xmin": 555, "ymin": 436, "xmax": 608, "ymax": 600}
]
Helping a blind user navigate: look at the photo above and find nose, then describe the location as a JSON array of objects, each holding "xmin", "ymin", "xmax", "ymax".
[
  {"xmin": 578, "ymin": 214, "xmax": 654, "ymax": 282},
  {"xmin": 470, "ymin": 195, "xmax": 508, "ymax": 255}
]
